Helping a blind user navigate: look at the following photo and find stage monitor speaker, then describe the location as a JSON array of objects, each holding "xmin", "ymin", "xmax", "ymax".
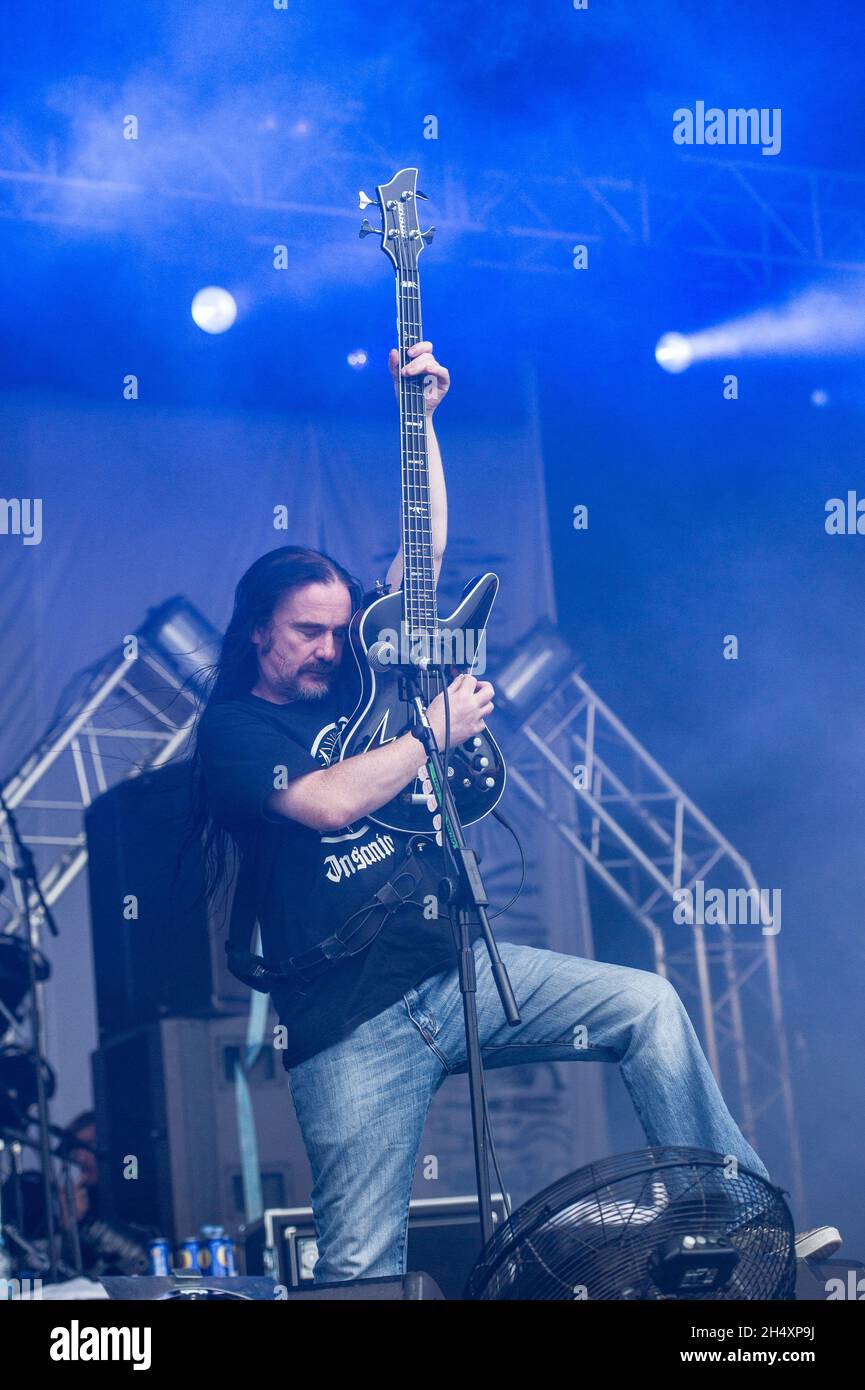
[
  {"xmin": 100, "ymin": 1275, "xmax": 280, "ymax": 1300},
  {"xmin": 85, "ymin": 760, "xmax": 244, "ymax": 1039},
  {"xmin": 242, "ymin": 1194, "xmax": 508, "ymax": 1300},
  {"xmin": 97, "ymin": 1272, "xmax": 444, "ymax": 1300},
  {"xmin": 92, "ymin": 1014, "xmax": 312, "ymax": 1246},
  {"xmin": 278, "ymin": 1272, "xmax": 445, "ymax": 1300}
]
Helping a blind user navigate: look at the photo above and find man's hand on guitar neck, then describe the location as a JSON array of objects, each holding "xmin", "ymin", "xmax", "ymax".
[
  {"xmin": 389, "ymin": 340, "xmax": 450, "ymax": 415},
  {"xmin": 385, "ymin": 340, "xmax": 449, "ymax": 592}
]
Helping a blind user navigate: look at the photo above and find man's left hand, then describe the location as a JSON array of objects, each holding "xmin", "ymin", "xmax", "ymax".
[{"xmin": 389, "ymin": 342, "xmax": 450, "ymax": 416}]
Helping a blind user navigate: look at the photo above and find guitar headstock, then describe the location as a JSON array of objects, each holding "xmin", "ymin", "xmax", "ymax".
[{"xmin": 358, "ymin": 168, "xmax": 434, "ymax": 272}]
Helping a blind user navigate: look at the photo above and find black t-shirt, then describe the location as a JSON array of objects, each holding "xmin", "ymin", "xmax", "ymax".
[{"xmin": 198, "ymin": 660, "xmax": 480, "ymax": 1068}]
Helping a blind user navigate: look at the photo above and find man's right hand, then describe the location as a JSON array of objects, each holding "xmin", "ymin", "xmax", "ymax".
[
  {"xmin": 268, "ymin": 672, "xmax": 495, "ymax": 833},
  {"xmin": 427, "ymin": 673, "xmax": 495, "ymax": 747}
]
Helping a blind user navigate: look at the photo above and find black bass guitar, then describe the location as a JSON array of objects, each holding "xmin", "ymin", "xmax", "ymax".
[{"xmin": 339, "ymin": 167, "xmax": 506, "ymax": 835}]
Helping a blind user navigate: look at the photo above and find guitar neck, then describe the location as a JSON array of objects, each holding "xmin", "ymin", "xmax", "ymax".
[{"xmin": 395, "ymin": 274, "xmax": 436, "ymax": 636}]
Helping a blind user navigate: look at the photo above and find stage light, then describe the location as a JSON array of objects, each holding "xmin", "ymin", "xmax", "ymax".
[
  {"xmin": 347, "ymin": 349, "xmax": 368, "ymax": 369},
  {"xmin": 810, "ymin": 388, "xmax": 830, "ymax": 407},
  {"xmin": 655, "ymin": 285, "xmax": 865, "ymax": 374},
  {"xmin": 136, "ymin": 596, "xmax": 223, "ymax": 697},
  {"xmin": 655, "ymin": 333, "xmax": 693, "ymax": 374},
  {"xmin": 494, "ymin": 618, "xmax": 578, "ymax": 723},
  {"xmin": 191, "ymin": 287, "xmax": 237, "ymax": 335}
]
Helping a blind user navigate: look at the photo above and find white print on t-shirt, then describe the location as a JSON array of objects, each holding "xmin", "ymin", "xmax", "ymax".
[
  {"xmin": 321, "ymin": 823, "xmax": 374, "ymax": 844},
  {"xmin": 324, "ymin": 832, "xmax": 396, "ymax": 884},
  {"xmin": 311, "ymin": 715, "xmax": 349, "ymax": 768}
]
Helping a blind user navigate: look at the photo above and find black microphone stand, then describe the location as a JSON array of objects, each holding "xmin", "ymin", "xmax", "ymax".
[
  {"xmin": 0, "ymin": 787, "xmax": 61, "ymax": 1282},
  {"xmin": 53, "ymin": 1124, "xmax": 86, "ymax": 1276},
  {"xmin": 0, "ymin": 1122, "xmax": 86, "ymax": 1280},
  {"xmin": 397, "ymin": 664, "xmax": 520, "ymax": 1247}
]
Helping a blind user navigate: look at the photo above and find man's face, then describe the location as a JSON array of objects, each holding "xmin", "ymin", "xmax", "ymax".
[{"xmin": 252, "ymin": 581, "xmax": 352, "ymax": 702}]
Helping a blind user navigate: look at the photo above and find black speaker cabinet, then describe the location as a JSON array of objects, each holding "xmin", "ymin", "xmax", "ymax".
[
  {"xmin": 85, "ymin": 760, "xmax": 244, "ymax": 1038},
  {"xmin": 92, "ymin": 1014, "xmax": 312, "ymax": 1245}
]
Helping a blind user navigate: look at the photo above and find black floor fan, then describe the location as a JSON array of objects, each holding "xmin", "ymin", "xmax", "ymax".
[{"xmin": 464, "ymin": 1146, "xmax": 796, "ymax": 1301}]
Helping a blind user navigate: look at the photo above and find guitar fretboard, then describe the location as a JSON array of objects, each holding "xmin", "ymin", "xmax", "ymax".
[{"xmin": 395, "ymin": 265, "xmax": 437, "ymax": 637}]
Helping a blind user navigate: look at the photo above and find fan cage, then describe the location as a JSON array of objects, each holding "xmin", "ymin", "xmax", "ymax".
[{"xmin": 465, "ymin": 1146, "xmax": 796, "ymax": 1301}]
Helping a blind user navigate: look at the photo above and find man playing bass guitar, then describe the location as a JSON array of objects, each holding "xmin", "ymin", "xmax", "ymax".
[{"xmin": 195, "ymin": 341, "xmax": 836, "ymax": 1284}]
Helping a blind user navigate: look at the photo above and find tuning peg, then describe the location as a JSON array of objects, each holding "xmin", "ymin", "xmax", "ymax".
[
  {"xmin": 358, "ymin": 190, "xmax": 375, "ymax": 210},
  {"xmin": 359, "ymin": 219, "xmax": 382, "ymax": 238},
  {"xmin": 420, "ymin": 226, "xmax": 435, "ymax": 244}
]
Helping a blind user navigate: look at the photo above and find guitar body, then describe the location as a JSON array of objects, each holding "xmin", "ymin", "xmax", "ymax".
[{"xmin": 339, "ymin": 576, "xmax": 506, "ymax": 834}]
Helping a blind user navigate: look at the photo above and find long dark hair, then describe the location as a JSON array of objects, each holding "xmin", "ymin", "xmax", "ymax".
[{"xmin": 185, "ymin": 545, "xmax": 364, "ymax": 909}]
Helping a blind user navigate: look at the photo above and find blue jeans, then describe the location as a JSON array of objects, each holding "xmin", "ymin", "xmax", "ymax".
[{"xmin": 286, "ymin": 939, "xmax": 771, "ymax": 1284}]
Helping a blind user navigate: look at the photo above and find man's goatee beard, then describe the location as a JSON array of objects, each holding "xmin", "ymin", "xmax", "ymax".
[
  {"xmin": 287, "ymin": 672, "xmax": 334, "ymax": 701},
  {"xmin": 294, "ymin": 683, "xmax": 330, "ymax": 701}
]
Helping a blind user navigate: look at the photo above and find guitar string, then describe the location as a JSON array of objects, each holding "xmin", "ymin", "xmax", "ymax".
[
  {"xmin": 394, "ymin": 217, "xmax": 417, "ymax": 697},
  {"xmin": 395, "ymin": 214, "xmax": 418, "ymax": 703},
  {"xmin": 410, "ymin": 216, "xmax": 437, "ymax": 708},
  {"xmin": 395, "ymin": 208, "xmax": 435, "ymax": 706},
  {"xmin": 397, "ymin": 216, "xmax": 426, "ymax": 652},
  {"xmin": 408, "ymin": 213, "xmax": 436, "ymax": 700},
  {"xmin": 398, "ymin": 216, "xmax": 428, "ymax": 702}
]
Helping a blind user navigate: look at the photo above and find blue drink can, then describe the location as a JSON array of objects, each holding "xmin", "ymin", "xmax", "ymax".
[
  {"xmin": 201, "ymin": 1226, "xmax": 235, "ymax": 1277},
  {"xmin": 147, "ymin": 1239, "xmax": 172, "ymax": 1276},
  {"xmin": 175, "ymin": 1237, "xmax": 202, "ymax": 1273}
]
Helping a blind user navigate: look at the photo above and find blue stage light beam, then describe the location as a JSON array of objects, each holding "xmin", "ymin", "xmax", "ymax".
[{"xmin": 655, "ymin": 285, "xmax": 865, "ymax": 373}]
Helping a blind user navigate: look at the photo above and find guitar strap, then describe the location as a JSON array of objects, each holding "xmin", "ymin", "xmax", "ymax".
[{"xmin": 225, "ymin": 833, "xmax": 437, "ymax": 994}]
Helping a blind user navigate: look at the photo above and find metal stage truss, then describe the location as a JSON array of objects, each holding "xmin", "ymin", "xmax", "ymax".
[
  {"xmin": 0, "ymin": 642, "xmax": 198, "ymax": 949},
  {"xmin": 1, "ymin": 613, "xmax": 804, "ymax": 1214},
  {"xmin": 504, "ymin": 664, "xmax": 804, "ymax": 1215},
  {"xmin": 1, "ymin": 118, "xmax": 864, "ymax": 283}
]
